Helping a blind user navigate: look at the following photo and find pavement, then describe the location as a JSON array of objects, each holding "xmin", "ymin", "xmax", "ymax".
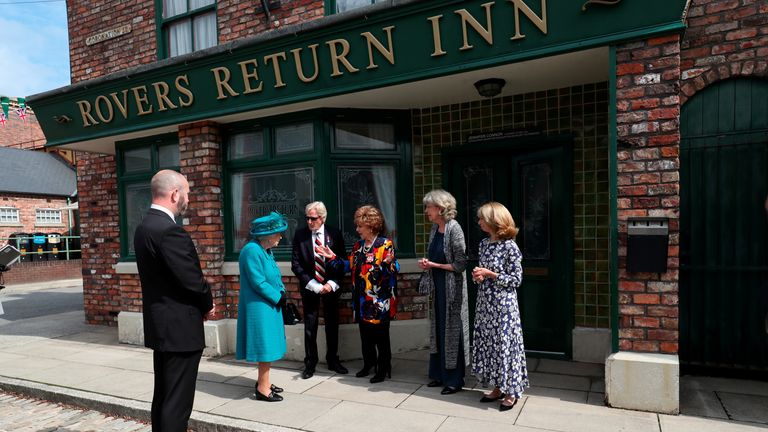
[{"xmin": 1, "ymin": 280, "xmax": 767, "ymax": 432}]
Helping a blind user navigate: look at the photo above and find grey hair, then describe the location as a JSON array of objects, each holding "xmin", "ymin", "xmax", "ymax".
[
  {"xmin": 151, "ymin": 170, "xmax": 185, "ymax": 199},
  {"xmin": 305, "ymin": 201, "xmax": 328, "ymax": 221},
  {"xmin": 423, "ymin": 189, "xmax": 457, "ymax": 221}
]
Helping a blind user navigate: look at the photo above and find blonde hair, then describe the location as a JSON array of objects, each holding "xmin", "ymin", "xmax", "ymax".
[
  {"xmin": 476, "ymin": 202, "xmax": 519, "ymax": 240},
  {"xmin": 423, "ymin": 189, "xmax": 457, "ymax": 221},
  {"xmin": 354, "ymin": 205, "xmax": 385, "ymax": 235}
]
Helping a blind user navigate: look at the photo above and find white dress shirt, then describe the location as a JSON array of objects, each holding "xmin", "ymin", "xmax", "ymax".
[{"xmin": 305, "ymin": 225, "xmax": 339, "ymax": 293}]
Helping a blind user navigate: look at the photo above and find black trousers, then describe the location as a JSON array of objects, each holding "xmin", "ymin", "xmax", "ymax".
[
  {"xmin": 359, "ymin": 320, "xmax": 391, "ymax": 373},
  {"xmin": 151, "ymin": 350, "xmax": 203, "ymax": 432},
  {"xmin": 301, "ymin": 289, "xmax": 341, "ymax": 369}
]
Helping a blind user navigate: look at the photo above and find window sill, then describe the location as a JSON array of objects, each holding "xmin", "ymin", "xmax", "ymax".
[{"xmin": 0, "ymin": 223, "xmax": 23, "ymax": 227}]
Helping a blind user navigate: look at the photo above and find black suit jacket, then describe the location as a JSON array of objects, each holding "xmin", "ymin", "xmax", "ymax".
[
  {"xmin": 291, "ymin": 225, "xmax": 346, "ymax": 290},
  {"xmin": 134, "ymin": 208, "xmax": 213, "ymax": 352}
]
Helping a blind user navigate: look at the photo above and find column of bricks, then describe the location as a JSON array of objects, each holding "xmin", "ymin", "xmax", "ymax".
[
  {"xmin": 680, "ymin": 0, "xmax": 768, "ymax": 103},
  {"xmin": 615, "ymin": 34, "xmax": 681, "ymax": 354},
  {"xmin": 77, "ymin": 153, "xmax": 122, "ymax": 325},
  {"xmin": 178, "ymin": 122, "xmax": 227, "ymax": 319}
]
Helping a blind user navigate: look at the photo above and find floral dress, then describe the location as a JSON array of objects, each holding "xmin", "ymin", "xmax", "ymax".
[{"xmin": 471, "ymin": 238, "xmax": 529, "ymax": 398}]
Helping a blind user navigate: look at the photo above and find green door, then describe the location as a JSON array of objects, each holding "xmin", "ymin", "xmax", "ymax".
[
  {"xmin": 680, "ymin": 78, "xmax": 768, "ymax": 375},
  {"xmin": 445, "ymin": 138, "xmax": 572, "ymax": 356}
]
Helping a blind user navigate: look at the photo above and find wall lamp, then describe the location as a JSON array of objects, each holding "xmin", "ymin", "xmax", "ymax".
[{"xmin": 474, "ymin": 78, "xmax": 506, "ymax": 98}]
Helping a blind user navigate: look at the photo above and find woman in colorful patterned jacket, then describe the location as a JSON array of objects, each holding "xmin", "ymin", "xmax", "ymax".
[{"xmin": 318, "ymin": 205, "xmax": 399, "ymax": 383}]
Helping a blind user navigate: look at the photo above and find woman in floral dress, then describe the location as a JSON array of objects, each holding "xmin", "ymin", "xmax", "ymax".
[{"xmin": 471, "ymin": 201, "xmax": 529, "ymax": 412}]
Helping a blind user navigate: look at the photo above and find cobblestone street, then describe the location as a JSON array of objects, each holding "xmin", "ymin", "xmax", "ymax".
[{"xmin": 0, "ymin": 392, "xmax": 150, "ymax": 432}]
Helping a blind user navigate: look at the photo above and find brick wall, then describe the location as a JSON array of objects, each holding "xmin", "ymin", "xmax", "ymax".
[
  {"xmin": 218, "ymin": 0, "xmax": 324, "ymax": 42},
  {"xmin": 680, "ymin": 0, "xmax": 768, "ymax": 103},
  {"xmin": 2, "ymin": 260, "xmax": 82, "ymax": 285},
  {"xmin": 77, "ymin": 153, "xmax": 121, "ymax": 325},
  {"xmin": 0, "ymin": 101, "xmax": 45, "ymax": 150},
  {"xmin": 615, "ymin": 34, "xmax": 681, "ymax": 354},
  {"xmin": 0, "ymin": 194, "xmax": 73, "ymax": 242}
]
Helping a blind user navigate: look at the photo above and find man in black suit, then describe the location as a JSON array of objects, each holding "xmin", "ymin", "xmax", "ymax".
[
  {"xmin": 291, "ymin": 201, "xmax": 348, "ymax": 379},
  {"xmin": 134, "ymin": 169, "xmax": 215, "ymax": 432}
]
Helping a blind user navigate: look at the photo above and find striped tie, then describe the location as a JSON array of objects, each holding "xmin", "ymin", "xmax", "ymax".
[{"xmin": 314, "ymin": 232, "xmax": 325, "ymax": 283}]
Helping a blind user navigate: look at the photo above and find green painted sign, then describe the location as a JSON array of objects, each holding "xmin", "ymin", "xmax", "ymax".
[{"xmin": 30, "ymin": 0, "xmax": 687, "ymax": 147}]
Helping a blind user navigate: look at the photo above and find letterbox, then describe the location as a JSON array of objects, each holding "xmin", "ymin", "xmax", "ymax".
[{"xmin": 627, "ymin": 217, "xmax": 669, "ymax": 273}]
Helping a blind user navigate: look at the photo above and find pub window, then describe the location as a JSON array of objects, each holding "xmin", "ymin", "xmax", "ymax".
[
  {"xmin": 117, "ymin": 135, "xmax": 180, "ymax": 258},
  {"xmin": 224, "ymin": 109, "xmax": 413, "ymax": 260},
  {"xmin": 0, "ymin": 207, "xmax": 20, "ymax": 224},
  {"xmin": 327, "ymin": 0, "xmax": 385, "ymax": 14},
  {"xmin": 35, "ymin": 209, "xmax": 62, "ymax": 225},
  {"xmin": 159, "ymin": 0, "xmax": 217, "ymax": 59}
]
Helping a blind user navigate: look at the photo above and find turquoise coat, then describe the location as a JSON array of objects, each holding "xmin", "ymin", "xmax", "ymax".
[{"xmin": 235, "ymin": 241, "xmax": 286, "ymax": 363}]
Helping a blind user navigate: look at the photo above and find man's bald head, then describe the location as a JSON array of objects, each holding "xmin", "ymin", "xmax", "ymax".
[{"xmin": 151, "ymin": 170, "xmax": 190, "ymax": 217}]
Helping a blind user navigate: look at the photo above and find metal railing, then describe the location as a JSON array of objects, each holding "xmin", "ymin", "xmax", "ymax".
[{"xmin": 1, "ymin": 234, "xmax": 82, "ymax": 262}]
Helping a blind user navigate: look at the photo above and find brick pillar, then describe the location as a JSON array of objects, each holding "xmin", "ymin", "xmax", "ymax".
[
  {"xmin": 178, "ymin": 121, "xmax": 227, "ymax": 318},
  {"xmin": 615, "ymin": 34, "xmax": 681, "ymax": 354},
  {"xmin": 77, "ymin": 153, "xmax": 122, "ymax": 325}
]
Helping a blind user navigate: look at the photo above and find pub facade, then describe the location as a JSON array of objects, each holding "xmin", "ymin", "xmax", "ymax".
[{"xmin": 29, "ymin": 0, "xmax": 768, "ymax": 414}]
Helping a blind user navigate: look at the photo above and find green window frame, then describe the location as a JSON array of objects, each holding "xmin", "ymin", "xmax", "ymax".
[
  {"xmin": 156, "ymin": 0, "xmax": 218, "ymax": 60},
  {"xmin": 117, "ymin": 134, "xmax": 181, "ymax": 259},
  {"xmin": 224, "ymin": 108, "xmax": 413, "ymax": 261},
  {"xmin": 324, "ymin": 0, "xmax": 385, "ymax": 15}
]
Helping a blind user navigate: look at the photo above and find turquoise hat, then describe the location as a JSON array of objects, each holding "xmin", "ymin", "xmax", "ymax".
[{"xmin": 249, "ymin": 212, "xmax": 289, "ymax": 237}]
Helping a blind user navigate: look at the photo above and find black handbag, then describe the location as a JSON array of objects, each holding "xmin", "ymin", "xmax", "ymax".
[{"xmin": 282, "ymin": 302, "xmax": 301, "ymax": 325}]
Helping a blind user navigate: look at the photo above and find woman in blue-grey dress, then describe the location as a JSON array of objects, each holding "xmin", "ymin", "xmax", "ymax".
[
  {"xmin": 236, "ymin": 212, "xmax": 288, "ymax": 402},
  {"xmin": 418, "ymin": 189, "xmax": 470, "ymax": 396},
  {"xmin": 471, "ymin": 202, "xmax": 529, "ymax": 412}
]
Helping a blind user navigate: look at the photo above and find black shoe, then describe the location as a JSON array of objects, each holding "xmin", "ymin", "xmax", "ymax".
[
  {"xmin": 255, "ymin": 383, "xmax": 284, "ymax": 394},
  {"xmin": 480, "ymin": 392, "xmax": 505, "ymax": 403},
  {"xmin": 255, "ymin": 390, "xmax": 283, "ymax": 402},
  {"xmin": 499, "ymin": 398, "xmax": 518, "ymax": 412},
  {"xmin": 427, "ymin": 380, "xmax": 443, "ymax": 388},
  {"xmin": 369, "ymin": 370, "xmax": 390, "ymax": 383},
  {"xmin": 355, "ymin": 366, "xmax": 375, "ymax": 378},
  {"xmin": 301, "ymin": 368, "xmax": 315, "ymax": 379},
  {"xmin": 328, "ymin": 363, "xmax": 348, "ymax": 374},
  {"xmin": 441, "ymin": 386, "xmax": 461, "ymax": 395}
]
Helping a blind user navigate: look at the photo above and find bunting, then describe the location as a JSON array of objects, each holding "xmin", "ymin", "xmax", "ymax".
[
  {"xmin": 15, "ymin": 97, "xmax": 27, "ymax": 122},
  {"xmin": 0, "ymin": 96, "xmax": 8, "ymax": 122},
  {"xmin": 0, "ymin": 112, "xmax": 6, "ymax": 127}
]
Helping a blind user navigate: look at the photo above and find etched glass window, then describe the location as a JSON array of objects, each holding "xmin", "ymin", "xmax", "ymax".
[
  {"xmin": 337, "ymin": 165, "xmax": 397, "ymax": 246},
  {"xmin": 230, "ymin": 167, "xmax": 314, "ymax": 252},
  {"xmin": 521, "ymin": 162, "xmax": 551, "ymax": 260},
  {"xmin": 334, "ymin": 122, "xmax": 395, "ymax": 150},
  {"xmin": 0, "ymin": 207, "xmax": 20, "ymax": 224},
  {"xmin": 463, "ymin": 166, "xmax": 494, "ymax": 259},
  {"xmin": 124, "ymin": 183, "xmax": 152, "ymax": 255},
  {"xmin": 275, "ymin": 122, "xmax": 314, "ymax": 155},
  {"xmin": 123, "ymin": 147, "xmax": 151, "ymax": 173},
  {"xmin": 228, "ymin": 131, "xmax": 264, "ymax": 160},
  {"xmin": 158, "ymin": 144, "xmax": 180, "ymax": 168}
]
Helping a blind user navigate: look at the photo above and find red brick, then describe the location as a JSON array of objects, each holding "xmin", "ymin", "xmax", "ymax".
[
  {"xmin": 634, "ymin": 294, "xmax": 661, "ymax": 305},
  {"xmin": 660, "ymin": 342, "xmax": 678, "ymax": 354},
  {"xmin": 634, "ymin": 317, "xmax": 660, "ymax": 328}
]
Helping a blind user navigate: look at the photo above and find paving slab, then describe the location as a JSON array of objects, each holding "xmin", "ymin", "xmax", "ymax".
[
  {"xmin": 193, "ymin": 380, "xmax": 254, "ymax": 412},
  {"xmin": 525, "ymin": 386, "xmax": 589, "ymax": 403},
  {"xmin": 679, "ymin": 389, "xmax": 727, "ymax": 419},
  {"xmin": 536, "ymin": 359, "xmax": 604, "ymax": 377},
  {"xmin": 227, "ymin": 366, "xmax": 335, "ymax": 394},
  {"xmin": 197, "ymin": 359, "xmax": 254, "ymax": 383},
  {"xmin": 436, "ymin": 416, "xmax": 547, "ymax": 432},
  {"xmin": 586, "ymin": 392, "xmax": 605, "ymax": 406},
  {"xmin": 399, "ymin": 385, "xmax": 523, "ymax": 421},
  {"xmin": 2, "ymin": 357, "xmax": 65, "ymax": 380},
  {"xmin": 75, "ymin": 370, "xmax": 154, "ymax": 399},
  {"xmin": 211, "ymin": 390, "xmax": 339, "ymax": 429},
  {"xmin": 59, "ymin": 346, "xmax": 147, "ymax": 367},
  {"xmin": 517, "ymin": 397, "xmax": 659, "ymax": 432},
  {"xmin": 390, "ymin": 358, "xmax": 432, "ymax": 384},
  {"xmin": 681, "ymin": 376, "xmax": 768, "ymax": 397},
  {"xmin": 305, "ymin": 400, "xmax": 445, "ymax": 432},
  {"xmin": 718, "ymin": 392, "xmax": 768, "ymax": 424},
  {"xmin": 16, "ymin": 364, "xmax": 126, "ymax": 389},
  {"xmin": 528, "ymin": 371, "xmax": 591, "ymax": 392},
  {"xmin": 659, "ymin": 414, "xmax": 768, "ymax": 432},
  {"xmin": 304, "ymin": 375, "xmax": 420, "ymax": 407}
]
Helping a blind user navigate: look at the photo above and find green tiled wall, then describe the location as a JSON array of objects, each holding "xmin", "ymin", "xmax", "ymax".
[{"xmin": 412, "ymin": 82, "xmax": 610, "ymax": 328}]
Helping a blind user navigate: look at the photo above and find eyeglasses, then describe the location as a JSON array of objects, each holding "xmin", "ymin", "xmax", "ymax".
[{"xmin": 305, "ymin": 216, "xmax": 321, "ymax": 221}]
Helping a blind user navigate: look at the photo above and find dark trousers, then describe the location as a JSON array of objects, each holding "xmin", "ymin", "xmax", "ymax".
[
  {"xmin": 151, "ymin": 350, "xmax": 203, "ymax": 432},
  {"xmin": 301, "ymin": 289, "xmax": 341, "ymax": 369},
  {"xmin": 359, "ymin": 320, "xmax": 391, "ymax": 373}
]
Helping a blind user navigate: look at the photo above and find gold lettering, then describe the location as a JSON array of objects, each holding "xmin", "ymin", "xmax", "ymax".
[
  {"xmin": 94, "ymin": 95, "xmax": 114, "ymax": 123},
  {"xmin": 509, "ymin": 0, "xmax": 547, "ymax": 41},
  {"xmin": 152, "ymin": 81, "xmax": 177, "ymax": 112},
  {"xmin": 175, "ymin": 75, "xmax": 194, "ymax": 107},
  {"xmin": 238, "ymin": 59, "xmax": 263, "ymax": 94},
  {"xmin": 326, "ymin": 38, "xmax": 360, "ymax": 77},
  {"xmin": 263, "ymin": 52, "xmax": 288, "ymax": 88},
  {"xmin": 131, "ymin": 85, "xmax": 153, "ymax": 115},
  {"xmin": 361, "ymin": 26, "xmax": 395, "ymax": 70},
  {"xmin": 210, "ymin": 66, "xmax": 239, "ymax": 100},
  {"xmin": 76, "ymin": 100, "xmax": 98, "ymax": 127},
  {"xmin": 291, "ymin": 44, "xmax": 320, "ymax": 83},
  {"xmin": 427, "ymin": 15, "xmax": 446, "ymax": 57},
  {"xmin": 109, "ymin": 90, "xmax": 130, "ymax": 119},
  {"xmin": 455, "ymin": 2, "xmax": 495, "ymax": 51}
]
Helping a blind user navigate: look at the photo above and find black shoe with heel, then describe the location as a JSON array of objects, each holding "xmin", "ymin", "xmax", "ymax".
[
  {"xmin": 255, "ymin": 383, "xmax": 283, "ymax": 394},
  {"xmin": 255, "ymin": 390, "xmax": 283, "ymax": 402},
  {"xmin": 499, "ymin": 398, "xmax": 518, "ymax": 412},
  {"xmin": 441, "ymin": 386, "xmax": 461, "ymax": 395},
  {"xmin": 427, "ymin": 380, "xmax": 442, "ymax": 388},
  {"xmin": 480, "ymin": 392, "xmax": 505, "ymax": 403}
]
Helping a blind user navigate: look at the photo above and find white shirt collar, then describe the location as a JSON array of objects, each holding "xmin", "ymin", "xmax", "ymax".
[
  {"xmin": 313, "ymin": 225, "xmax": 325, "ymax": 238},
  {"xmin": 150, "ymin": 204, "xmax": 176, "ymax": 221}
]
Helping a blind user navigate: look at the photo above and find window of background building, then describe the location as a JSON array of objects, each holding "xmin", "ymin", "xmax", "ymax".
[
  {"xmin": 0, "ymin": 207, "xmax": 20, "ymax": 224},
  {"xmin": 158, "ymin": 0, "xmax": 217, "ymax": 59},
  {"xmin": 224, "ymin": 109, "xmax": 412, "ymax": 260},
  {"xmin": 328, "ymin": 0, "xmax": 385, "ymax": 14},
  {"xmin": 116, "ymin": 135, "xmax": 180, "ymax": 257},
  {"xmin": 35, "ymin": 209, "xmax": 62, "ymax": 225}
]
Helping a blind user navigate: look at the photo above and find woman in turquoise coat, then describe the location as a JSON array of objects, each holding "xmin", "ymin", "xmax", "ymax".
[{"xmin": 236, "ymin": 212, "xmax": 288, "ymax": 402}]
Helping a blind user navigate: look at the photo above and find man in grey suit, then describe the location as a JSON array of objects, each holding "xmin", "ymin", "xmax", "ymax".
[{"xmin": 134, "ymin": 169, "xmax": 215, "ymax": 432}]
